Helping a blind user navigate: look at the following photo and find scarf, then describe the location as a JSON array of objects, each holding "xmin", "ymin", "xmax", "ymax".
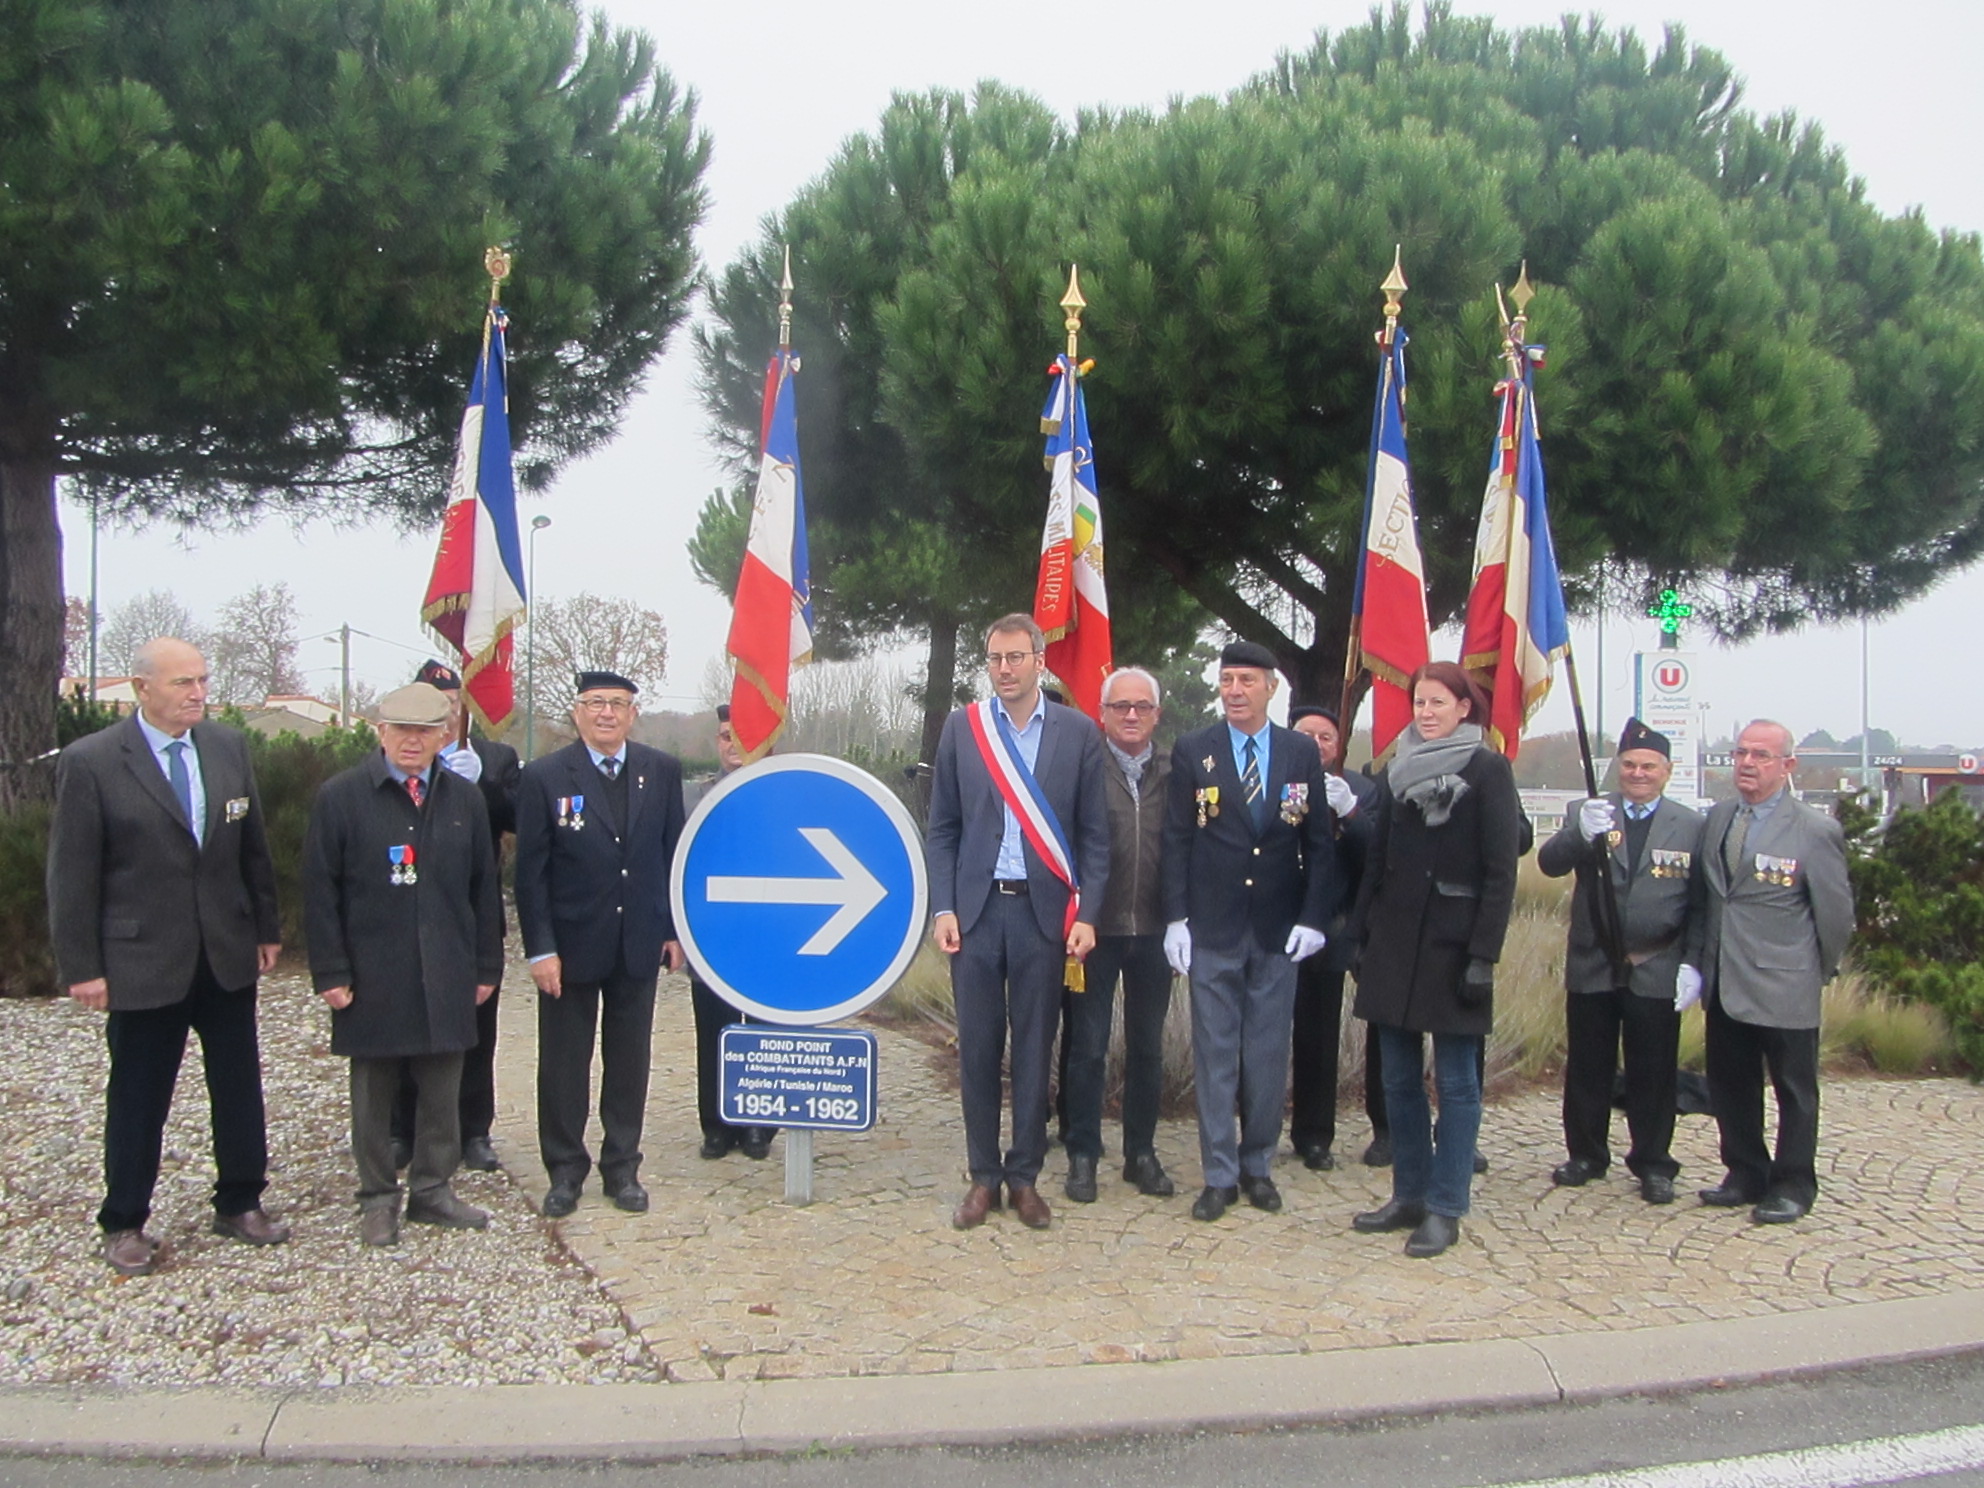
[
  {"xmin": 1105, "ymin": 738, "xmax": 1152, "ymax": 801},
  {"xmin": 1386, "ymin": 721, "xmax": 1484, "ymax": 827}
]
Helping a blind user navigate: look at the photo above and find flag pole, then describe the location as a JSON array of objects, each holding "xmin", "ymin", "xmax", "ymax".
[
  {"xmin": 778, "ymin": 244, "xmax": 794, "ymax": 351},
  {"xmin": 464, "ymin": 244, "xmax": 512, "ymax": 751},
  {"xmin": 1340, "ymin": 247, "xmax": 1408, "ymax": 732}
]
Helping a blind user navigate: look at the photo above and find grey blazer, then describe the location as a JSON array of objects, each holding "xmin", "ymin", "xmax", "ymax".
[
  {"xmin": 1691, "ymin": 791, "xmax": 1854, "ymax": 1030},
  {"xmin": 1536, "ymin": 794, "xmax": 1704, "ymax": 1000},
  {"xmin": 46, "ymin": 715, "xmax": 280, "ymax": 1008}
]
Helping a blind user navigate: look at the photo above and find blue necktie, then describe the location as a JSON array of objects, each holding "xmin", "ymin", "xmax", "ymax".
[
  {"xmin": 1242, "ymin": 737, "xmax": 1267, "ymax": 831},
  {"xmin": 164, "ymin": 740, "xmax": 196, "ymax": 836}
]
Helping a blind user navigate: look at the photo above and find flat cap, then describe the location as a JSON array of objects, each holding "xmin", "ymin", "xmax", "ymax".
[
  {"xmin": 1218, "ymin": 640, "xmax": 1279, "ymax": 673},
  {"xmin": 1617, "ymin": 716, "xmax": 1672, "ymax": 759},
  {"xmin": 377, "ymin": 682, "xmax": 452, "ymax": 728},
  {"xmin": 575, "ymin": 670, "xmax": 638, "ymax": 696}
]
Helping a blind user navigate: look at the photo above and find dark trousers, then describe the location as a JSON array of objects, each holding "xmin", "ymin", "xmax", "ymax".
[
  {"xmin": 352, "ymin": 1053, "xmax": 462, "ymax": 1205},
  {"xmin": 1705, "ymin": 994, "xmax": 1821, "ymax": 1206},
  {"xmin": 1062, "ymin": 932, "xmax": 1172, "ymax": 1161},
  {"xmin": 1563, "ymin": 989, "xmax": 1681, "ymax": 1178},
  {"xmin": 691, "ymin": 976, "xmax": 774, "ymax": 1138},
  {"xmin": 393, "ymin": 991, "xmax": 498, "ymax": 1144},
  {"xmin": 1290, "ymin": 959, "xmax": 1385, "ymax": 1155},
  {"xmin": 1359, "ymin": 1019, "xmax": 1393, "ymax": 1139},
  {"xmin": 536, "ymin": 966, "xmax": 656, "ymax": 1189},
  {"xmin": 952, "ymin": 888, "xmax": 1063, "ymax": 1189},
  {"xmin": 99, "ymin": 959, "xmax": 269, "ymax": 1232}
]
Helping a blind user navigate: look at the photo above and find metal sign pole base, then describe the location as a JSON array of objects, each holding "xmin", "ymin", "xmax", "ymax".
[{"xmin": 785, "ymin": 1128, "xmax": 815, "ymax": 1205}]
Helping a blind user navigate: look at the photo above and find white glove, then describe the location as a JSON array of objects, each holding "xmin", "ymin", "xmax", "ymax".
[
  {"xmin": 1285, "ymin": 925, "xmax": 1327, "ymax": 962},
  {"xmin": 442, "ymin": 743, "xmax": 483, "ymax": 783},
  {"xmin": 1675, "ymin": 964, "xmax": 1703, "ymax": 1013},
  {"xmin": 1577, "ymin": 798, "xmax": 1615, "ymax": 841},
  {"xmin": 1324, "ymin": 773, "xmax": 1357, "ymax": 818},
  {"xmin": 1163, "ymin": 921, "xmax": 1192, "ymax": 977}
]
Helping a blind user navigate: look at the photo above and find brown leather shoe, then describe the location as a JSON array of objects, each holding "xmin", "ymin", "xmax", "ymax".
[
  {"xmin": 212, "ymin": 1208, "xmax": 291, "ymax": 1246},
  {"xmin": 102, "ymin": 1229, "xmax": 159, "ymax": 1276},
  {"xmin": 951, "ymin": 1181, "xmax": 1000, "ymax": 1229},
  {"xmin": 1008, "ymin": 1183, "xmax": 1053, "ymax": 1230}
]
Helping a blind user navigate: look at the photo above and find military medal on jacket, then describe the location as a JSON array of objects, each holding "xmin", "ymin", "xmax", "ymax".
[
  {"xmin": 557, "ymin": 794, "xmax": 585, "ymax": 831},
  {"xmin": 1650, "ymin": 848, "xmax": 1691, "ymax": 880},
  {"xmin": 389, "ymin": 844, "xmax": 418, "ymax": 886},
  {"xmin": 1756, "ymin": 853, "xmax": 1798, "ymax": 887},
  {"xmin": 1279, "ymin": 782, "xmax": 1309, "ymax": 825},
  {"xmin": 1195, "ymin": 786, "xmax": 1220, "ymax": 827}
]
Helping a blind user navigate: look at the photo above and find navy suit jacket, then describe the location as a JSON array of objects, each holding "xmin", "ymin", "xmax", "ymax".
[{"xmin": 513, "ymin": 739, "xmax": 686, "ymax": 984}]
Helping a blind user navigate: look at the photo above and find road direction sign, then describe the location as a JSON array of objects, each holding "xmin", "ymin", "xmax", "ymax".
[{"xmin": 671, "ymin": 754, "xmax": 928, "ymax": 1025}]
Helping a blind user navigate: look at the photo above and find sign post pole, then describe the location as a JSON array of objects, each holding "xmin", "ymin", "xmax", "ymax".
[{"xmin": 785, "ymin": 1129, "xmax": 814, "ymax": 1205}]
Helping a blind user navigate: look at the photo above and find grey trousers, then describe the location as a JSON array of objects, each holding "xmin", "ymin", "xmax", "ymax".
[
  {"xmin": 1188, "ymin": 932, "xmax": 1298, "ymax": 1187},
  {"xmin": 351, "ymin": 1053, "xmax": 462, "ymax": 1206}
]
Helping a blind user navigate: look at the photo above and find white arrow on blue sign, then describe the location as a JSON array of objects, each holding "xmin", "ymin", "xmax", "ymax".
[{"xmin": 670, "ymin": 754, "xmax": 929, "ymax": 1025}]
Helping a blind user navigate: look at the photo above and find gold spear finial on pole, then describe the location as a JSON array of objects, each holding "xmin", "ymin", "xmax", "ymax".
[
  {"xmin": 778, "ymin": 244, "xmax": 795, "ymax": 351},
  {"xmin": 1496, "ymin": 260, "xmax": 1537, "ymax": 380},
  {"xmin": 1508, "ymin": 259, "xmax": 1535, "ymax": 316},
  {"xmin": 484, "ymin": 245, "xmax": 511, "ymax": 304},
  {"xmin": 1061, "ymin": 264, "xmax": 1086, "ymax": 360},
  {"xmin": 1378, "ymin": 244, "xmax": 1408, "ymax": 347}
]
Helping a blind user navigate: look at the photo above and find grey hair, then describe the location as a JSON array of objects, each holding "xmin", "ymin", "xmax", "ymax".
[
  {"xmin": 132, "ymin": 637, "xmax": 199, "ymax": 680},
  {"xmin": 1101, "ymin": 666, "xmax": 1161, "ymax": 707},
  {"xmin": 984, "ymin": 613, "xmax": 1046, "ymax": 651},
  {"xmin": 1743, "ymin": 718, "xmax": 1796, "ymax": 757}
]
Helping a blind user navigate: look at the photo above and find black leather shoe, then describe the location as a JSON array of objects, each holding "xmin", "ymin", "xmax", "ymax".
[
  {"xmin": 740, "ymin": 1128, "xmax": 774, "ymax": 1160},
  {"xmin": 699, "ymin": 1130, "xmax": 734, "ymax": 1160},
  {"xmin": 1640, "ymin": 1174, "xmax": 1676, "ymax": 1205},
  {"xmin": 1064, "ymin": 1154, "xmax": 1098, "ymax": 1203},
  {"xmin": 1552, "ymin": 1157, "xmax": 1607, "ymax": 1187},
  {"xmin": 1472, "ymin": 1150, "xmax": 1489, "ymax": 1175},
  {"xmin": 461, "ymin": 1136, "xmax": 501, "ymax": 1172},
  {"xmin": 1299, "ymin": 1144, "xmax": 1337, "ymax": 1172},
  {"xmin": 1361, "ymin": 1135, "xmax": 1393, "ymax": 1168},
  {"xmin": 1238, "ymin": 1174, "xmax": 1283, "ymax": 1212},
  {"xmin": 542, "ymin": 1181, "xmax": 581, "ymax": 1218},
  {"xmin": 1752, "ymin": 1194, "xmax": 1808, "ymax": 1225},
  {"xmin": 389, "ymin": 1137, "xmax": 412, "ymax": 1172},
  {"xmin": 1123, "ymin": 1153, "xmax": 1175, "ymax": 1197},
  {"xmin": 607, "ymin": 1179, "xmax": 649, "ymax": 1214},
  {"xmin": 1352, "ymin": 1196, "xmax": 1425, "ymax": 1233},
  {"xmin": 1404, "ymin": 1212, "xmax": 1460, "ymax": 1258},
  {"xmin": 1191, "ymin": 1185, "xmax": 1239, "ymax": 1221},
  {"xmin": 1698, "ymin": 1181, "xmax": 1754, "ymax": 1207}
]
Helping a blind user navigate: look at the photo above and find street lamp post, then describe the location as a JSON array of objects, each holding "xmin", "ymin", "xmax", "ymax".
[{"xmin": 525, "ymin": 515, "xmax": 551, "ymax": 761}]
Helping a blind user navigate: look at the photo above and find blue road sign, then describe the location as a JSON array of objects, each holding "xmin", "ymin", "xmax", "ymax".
[
  {"xmin": 670, "ymin": 754, "xmax": 929, "ymax": 1025},
  {"xmin": 720, "ymin": 1026, "xmax": 876, "ymax": 1132}
]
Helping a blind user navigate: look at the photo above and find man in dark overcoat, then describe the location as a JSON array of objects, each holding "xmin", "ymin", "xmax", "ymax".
[
  {"xmin": 47, "ymin": 636, "xmax": 288, "ymax": 1275},
  {"xmin": 1537, "ymin": 717, "xmax": 1704, "ymax": 1204},
  {"xmin": 1162, "ymin": 641, "xmax": 1337, "ymax": 1223},
  {"xmin": 304, "ymin": 682, "xmax": 503, "ymax": 1246},
  {"xmin": 514, "ymin": 670, "xmax": 686, "ymax": 1219}
]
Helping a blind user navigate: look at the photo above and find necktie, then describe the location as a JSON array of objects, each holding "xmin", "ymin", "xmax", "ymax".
[
  {"xmin": 1242, "ymin": 737, "xmax": 1266, "ymax": 830},
  {"xmin": 405, "ymin": 775, "xmax": 425, "ymax": 809},
  {"xmin": 601, "ymin": 756, "xmax": 621, "ymax": 780},
  {"xmin": 164, "ymin": 740, "xmax": 196, "ymax": 835},
  {"xmin": 1723, "ymin": 804, "xmax": 1752, "ymax": 880}
]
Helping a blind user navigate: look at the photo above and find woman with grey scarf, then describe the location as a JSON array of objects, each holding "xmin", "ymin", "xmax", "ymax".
[{"xmin": 1347, "ymin": 661, "xmax": 1521, "ymax": 1257}]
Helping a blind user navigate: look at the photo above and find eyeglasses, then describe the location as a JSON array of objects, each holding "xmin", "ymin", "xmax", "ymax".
[
  {"xmin": 576, "ymin": 697, "xmax": 634, "ymax": 714},
  {"xmin": 1103, "ymin": 700, "xmax": 1157, "ymax": 716},
  {"xmin": 985, "ymin": 650, "xmax": 1040, "ymax": 668},
  {"xmin": 1730, "ymin": 747, "xmax": 1787, "ymax": 762}
]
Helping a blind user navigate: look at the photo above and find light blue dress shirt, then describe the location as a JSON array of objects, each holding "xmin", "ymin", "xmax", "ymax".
[
  {"xmin": 1226, "ymin": 719, "xmax": 1272, "ymax": 789},
  {"xmin": 135, "ymin": 713, "xmax": 205, "ymax": 846},
  {"xmin": 993, "ymin": 692, "xmax": 1048, "ymax": 881},
  {"xmin": 586, "ymin": 745, "xmax": 627, "ymax": 775}
]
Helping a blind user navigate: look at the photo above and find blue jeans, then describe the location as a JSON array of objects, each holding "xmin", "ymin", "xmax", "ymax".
[{"xmin": 1375, "ymin": 1024, "xmax": 1483, "ymax": 1218}]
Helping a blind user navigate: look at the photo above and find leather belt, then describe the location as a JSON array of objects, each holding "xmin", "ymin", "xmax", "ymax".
[{"xmin": 993, "ymin": 879, "xmax": 1029, "ymax": 896}]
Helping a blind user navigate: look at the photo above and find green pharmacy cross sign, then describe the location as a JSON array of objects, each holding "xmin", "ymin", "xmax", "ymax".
[{"xmin": 1647, "ymin": 588, "xmax": 1692, "ymax": 636}]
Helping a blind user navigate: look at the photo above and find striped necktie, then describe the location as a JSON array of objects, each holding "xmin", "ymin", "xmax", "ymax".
[{"xmin": 1242, "ymin": 737, "xmax": 1266, "ymax": 830}]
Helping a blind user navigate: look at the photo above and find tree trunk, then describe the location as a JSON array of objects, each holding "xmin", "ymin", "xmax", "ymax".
[
  {"xmin": 916, "ymin": 613, "xmax": 960, "ymax": 767},
  {"xmin": 0, "ymin": 454, "xmax": 63, "ymax": 808}
]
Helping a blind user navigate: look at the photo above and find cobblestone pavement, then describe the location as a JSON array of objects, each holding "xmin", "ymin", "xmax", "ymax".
[{"xmin": 493, "ymin": 969, "xmax": 1984, "ymax": 1385}]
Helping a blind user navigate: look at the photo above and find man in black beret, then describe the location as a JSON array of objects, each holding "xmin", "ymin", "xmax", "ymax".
[
  {"xmin": 1536, "ymin": 716, "xmax": 1704, "ymax": 1204},
  {"xmin": 514, "ymin": 669, "xmax": 686, "ymax": 1218}
]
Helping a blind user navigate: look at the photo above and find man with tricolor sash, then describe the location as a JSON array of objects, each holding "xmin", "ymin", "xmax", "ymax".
[{"xmin": 927, "ymin": 614, "xmax": 1112, "ymax": 1232}]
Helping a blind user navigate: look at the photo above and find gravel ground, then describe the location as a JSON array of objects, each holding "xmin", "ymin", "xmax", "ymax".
[{"xmin": 0, "ymin": 972, "xmax": 654, "ymax": 1388}]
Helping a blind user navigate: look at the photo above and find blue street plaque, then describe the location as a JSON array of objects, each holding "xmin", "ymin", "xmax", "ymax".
[
  {"xmin": 670, "ymin": 754, "xmax": 929, "ymax": 1025},
  {"xmin": 720, "ymin": 1026, "xmax": 876, "ymax": 1132}
]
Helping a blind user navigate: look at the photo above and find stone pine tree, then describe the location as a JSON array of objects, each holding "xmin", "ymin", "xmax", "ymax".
[{"xmin": 0, "ymin": 0, "xmax": 709, "ymax": 803}]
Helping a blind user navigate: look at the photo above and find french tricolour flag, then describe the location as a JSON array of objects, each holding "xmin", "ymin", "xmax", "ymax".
[
  {"xmin": 1349, "ymin": 324, "xmax": 1431, "ymax": 759},
  {"xmin": 1034, "ymin": 354, "xmax": 1112, "ymax": 719}
]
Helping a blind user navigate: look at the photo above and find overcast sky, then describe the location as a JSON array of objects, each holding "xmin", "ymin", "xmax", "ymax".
[{"xmin": 63, "ymin": 0, "xmax": 1984, "ymax": 747}]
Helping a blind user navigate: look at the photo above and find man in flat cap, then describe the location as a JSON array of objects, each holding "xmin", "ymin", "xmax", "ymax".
[
  {"xmin": 1162, "ymin": 641, "xmax": 1337, "ymax": 1221},
  {"xmin": 1537, "ymin": 717, "xmax": 1704, "ymax": 1204},
  {"xmin": 514, "ymin": 670, "xmax": 686, "ymax": 1218},
  {"xmin": 1684, "ymin": 719, "xmax": 1853, "ymax": 1224},
  {"xmin": 303, "ymin": 682, "xmax": 503, "ymax": 1246},
  {"xmin": 388, "ymin": 660, "xmax": 521, "ymax": 1175}
]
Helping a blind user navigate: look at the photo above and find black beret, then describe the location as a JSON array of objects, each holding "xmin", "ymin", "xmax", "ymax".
[
  {"xmin": 1288, "ymin": 704, "xmax": 1340, "ymax": 727},
  {"xmin": 1218, "ymin": 640, "xmax": 1279, "ymax": 672},
  {"xmin": 414, "ymin": 659, "xmax": 462, "ymax": 691},
  {"xmin": 1617, "ymin": 716, "xmax": 1671, "ymax": 759},
  {"xmin": 575, "ymin": 670, "xmax": 638, "ymax": 696},
  {"xmin": 715, "ymin": 703, "xmax": 731, "ymax": 723}
]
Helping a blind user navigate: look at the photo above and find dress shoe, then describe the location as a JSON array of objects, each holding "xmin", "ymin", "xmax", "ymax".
[
  {"xmin": 1008, "ymin": 1183, "xmax": 1053, "ymax": 1229},
  {"xmin": 1640, "ymin": 1174, "xmax": 1676, "ymax": 1205},
  {"xmin": 1352, "ymin": 1196, "xmax": 1426, "ymax": 1233},
  {"xmin": 1300, "ymin": 1144, "xmax": 1337, "ymax": 1172},
  {"xmin": 102, "ymin": 1229, "xmax": 159, "ymax": 1276},
  {"xmin": 1362, "ymin": 1135, "xmax": 1393, "ymax": 1167},
  {"xmin": 542, "ymin": 1181, "xmax": 581, "ymax": 1218},
  {"xmin": 1123, "ymin": 1152, "xmax": 1175, "ymax": 1197},
  {"xmin": 1473, "ymin": 1150, "xmax": 1490, "ymax": 1175},
  {"xmin": 1404, "ymin": 1211, "xmax": 1461, "ymax": 1258},
  {"xmin": 952, "ymin": 1181, "xmax": 1000, "ymax": 1230},
  {"xmin": 212, "ymin": 1208, "xmax": 291, "ymax": 1246},
  {"xmin": 1552, "ymin": 1157, "xmax": 1607, "ymax": 1188},
  {"xmin": 1064, "ymin": 1153, "xmax": 1098, "ymax": 1204},
  {"xmin": 607, "ymin": 1179, "xmax": 649, "ymax": 1214},
  {"xmin": 358, "ymin": 1204, "xmax": 400, "ymax": 1248},
  {"xmin": 389, "ymin": 1137, "xmax": 412, "ymax": 1172},
  {"xmin": 741, "ymin": 1128, "xmax": 774, "ymax": 1160},
  {"xmin": 1698, "ymin": 1180, "xmax": 1755, "ymax": 1208},
  {"xmin": 1239, "ymin": 1174, "xmax": 1283, "ymax": 1213},
  {"xmin": 1752, "ymin": 1194, "xmax": 1809, "ymax": 1225},
  {"xmin": 461, "ymin": 1136, "xmax": 501, "ymax": 1172},
  {"xmin": 1190, "ymin": 1185, "xmax": 1240, "ymax": 1221},
  {"xmin": 699, "ymin": 1130, "xmax": 735, "ymax": 1160},
  {"xmin": 407, "ymin": 1187, "xmax": 489, "ymax": 1230}
]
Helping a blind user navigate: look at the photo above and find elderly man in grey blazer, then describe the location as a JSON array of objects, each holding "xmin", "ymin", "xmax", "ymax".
[
  {"xmin": 47, "ymin": 637, "xmax": 288, "ymax": 1275},
  {"xmin": 1680, "ymin": 719, "xmax": 1854, "ymax": 1225}
]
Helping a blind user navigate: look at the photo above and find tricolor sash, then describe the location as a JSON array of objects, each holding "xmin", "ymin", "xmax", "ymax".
[{"xmin": 965, "ymin": 700, "xmax": 1080, "ymax": 938}]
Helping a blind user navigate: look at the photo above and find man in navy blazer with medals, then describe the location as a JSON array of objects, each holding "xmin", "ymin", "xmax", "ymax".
[
  {"xmin": 47, "ymin": 636, "xmax": 288, "ymax": 1275},
  {"xmin": 1537, "ymin": 717, "xmax": 1704, "ymax": 1204},
  {"xmin": 514, "ymin": 670, "xmax": 687, "ymax": 1219},
  {"xmin": 1681, "ymin": 719, "xmax": 1853, "ymax": 1225},
  {"xmin": 926, "ymin": 613, "xmax": 1111, "ymax": 1232},
  {"xmin": 1162, "ymin": 641, "xmax": 1337, "ymax": 1222}
]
